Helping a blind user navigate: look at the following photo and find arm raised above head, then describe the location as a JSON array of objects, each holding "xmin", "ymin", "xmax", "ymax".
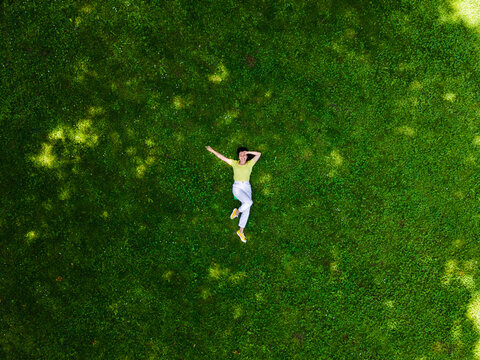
[
  {"xmin": 206, "ymin": 146, "xmax": 232, "ymax": 165},
  {"xmin": 247, "ymin": 151, "xmax": 261, "ymax": 164}
]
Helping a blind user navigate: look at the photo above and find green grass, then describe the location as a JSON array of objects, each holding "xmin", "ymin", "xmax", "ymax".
[{"xmin": 3, "ymin": 0, "xmax": 480, "ymax": 358}]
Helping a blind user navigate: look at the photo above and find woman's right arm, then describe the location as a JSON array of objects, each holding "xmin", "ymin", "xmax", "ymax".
[{"xmin": 206, "ymin": 146, "xmax": 232, "ymax": 165}]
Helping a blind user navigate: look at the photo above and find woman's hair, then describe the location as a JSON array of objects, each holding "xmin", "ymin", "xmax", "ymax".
[{"xmin": 237, "ymin": 147, "xmax": 254, "ymax": 161}]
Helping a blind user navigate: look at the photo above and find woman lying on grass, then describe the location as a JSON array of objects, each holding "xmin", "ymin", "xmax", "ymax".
[{"xmin": 206, "ymin": 146, "xmax": 261, "ymax": 242}]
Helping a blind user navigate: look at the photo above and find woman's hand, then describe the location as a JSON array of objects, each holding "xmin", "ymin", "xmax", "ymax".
[{"xmin": 206, "ymin": 146, "xmax": 213, "ymax": 152}]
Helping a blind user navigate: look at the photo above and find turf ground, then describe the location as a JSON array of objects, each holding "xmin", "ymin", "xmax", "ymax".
[{"xmin": 3, "ymin": 0, "xmax": 480, "ymax": 359}]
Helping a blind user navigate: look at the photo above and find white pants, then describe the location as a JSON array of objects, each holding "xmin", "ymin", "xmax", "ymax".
[{"xmin": 232, "ymin": 181, "xmax": 253, "ymax": 228}]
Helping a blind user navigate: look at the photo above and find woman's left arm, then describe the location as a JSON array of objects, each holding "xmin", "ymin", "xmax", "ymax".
[{"xmin": 247, "ymin": 151, "xmax": 262, "ymax": 164}]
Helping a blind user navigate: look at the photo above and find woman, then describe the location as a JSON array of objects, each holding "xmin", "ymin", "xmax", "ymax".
[{"xmin": 206, "ymin": 145, "xmax": 261, "ymax": 242}]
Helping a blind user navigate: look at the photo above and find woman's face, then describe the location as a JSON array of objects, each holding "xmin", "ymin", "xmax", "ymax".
[{"xmin": 239, "ymin": 151, "xmax": 247, "ymax": 163}]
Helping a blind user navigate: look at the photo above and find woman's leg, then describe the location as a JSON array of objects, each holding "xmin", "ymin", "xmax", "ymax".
[{"xmin": 232, "ymin": 183, "xmax": 252, "ymax": 231}]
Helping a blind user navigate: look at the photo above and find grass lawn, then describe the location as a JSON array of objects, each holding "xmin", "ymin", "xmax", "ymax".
[{"xmin": 3, "ymin": 0, "xmax": 480, "ymax": 358}]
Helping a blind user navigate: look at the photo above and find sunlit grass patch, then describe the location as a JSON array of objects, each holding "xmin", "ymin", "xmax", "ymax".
[
  {"xmin": 327, "ymin": 150, "xmax": 343, "ymax": 166},
  {"xmin": 126, "ymin": 146, "xmax": 136, "ymax": 156},
  {"xmin": 465, "ymin": 153, "xmax": 477, "ymax": 164},
  {"xmin": 453, "ymin": 238, "xmax": 465, "ymax": 248},
  {"xmin": 258, "ymin": 173, "xmax": 272, "ymax": 184},
  {"xmin": 172, "ymin": 95, "xmax": 193, "ymax": 109},
  {"xmin": 325, "ymin": 149, "xmax": 344, "ymax": 177},
  {"xmin": 200, "ymin": 288, "xmax": 212, "ymax": 300},
  {"xmin": 383, "ymin": 299, "xmax": 401, "ymax": 330},
  {"xmin": 146, "ymin": 156, "xmax": 155, "ymax": 165},
  {"xmin": 162, "ymin": 270, "xmax": 174, "ymax": 282},
  {"xmin": 48, "ymin": 127, "xmax": 65, "ymax": 141},
  {"xmin": 409, "ymin": 80, "xmax": 423, "ymax": 91},
  {"xmin": 208, "ymin": 63, "xmax": 228, "ymax": 83},
  {"xmin": 80, "ymin": 4, "xmax": 94, "ymax": 14},
  {"xmin": 261, "ymin": 186, "xmax": 274, "ymax": 196},
  {"xmin": 228, "ymin": 272, "xmax": 246, "ymax": 284},
  {"xmin": 25, "ymin": 231, "xmax": 37, "ymax": 245},
  {"xmin": 88, "ymin": 106, "xmax": 105, "ymax": 116},
  {"xmin": 387, "ymin": 319, "xmax": 398, "ymax": 330},
  {"xmin": 173, "ymin": 96, "xmax": 183, "ymax": 109},
  {"xmin": 397, "ymin": 96, "xmax": 420, "ymax": 107},
  {"xmin": 453, "ymin": 190, "xmax": 465, "ymax": 199},
  {"xmin": 33, "ymin": 114, "xmax": 100, "ymax": 170},
  {"xmin": 255, "ymin": 292, "xmax": 265, "ymax": 302},
  {"xmin": 232, "ymin": 305, "xmax": 243, "ymax": 319},
  {"xmin": 473, "ymin": 135, "xmax": 480, "ymax": 145},
  {"xmin": 452, "ymin": 319, "xmax": 463, "ymax": 339},
  {"xmin": 70, "ymin": 119, "xmax": 98, "ymax": 146},
  {"xmin": 136, "ymin": 164, "xmax": 147, "ymax": 178},
  {"xmin": 442, "ymin": 258, "xmax": 478, "ymax": 290},
  {"xmin": 74, "ymin": 17, "xmax": 83, "ymax": 28},
  {"xmin": 47, "ymin": 120, "xmax": 99, "ymax": 150},
  {"xmin": 442, "ymin": 259, "xmax": 459, "ymax": 286},
  {"xmin": 128, "ymin": 142, "xmax": 157, "ymax": 179},
  {"xmin": 468, "ymin": 292, "xmax": 480, "ymax": 358},
  {"xmin": 208, "ymin": 263, "xmax": 230, "ymax": 280},
  {"xmin": 384, "ymin": 299, "xmax": 395, "ymax": 308},
  {"xmin": 443, "ymin": 92, "xmax": 456, "ymax": 101},
  {"xmin": 31, "ymin": 143, "xmax": 57, "ymax": 168},
  {"xmin": 461, "ymin": 274, "xmax": 476, "ymax": 291},
  {"xmin": 441, "ymin": 0, "xmax": 480, "ymax": 28},
  {"xmin": 145, "ymin": 138, "xmax": 155, "ymax": 147},
  {"xmin": 330, "ymin": 261, "xmax": 340, "ymax": 275},
  {"xmin": 395, "ymin": 125, "xmax": 416, "ymax": 137}
]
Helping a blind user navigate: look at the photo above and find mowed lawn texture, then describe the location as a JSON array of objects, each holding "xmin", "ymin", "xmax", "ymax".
[{"xmin": 3, "ymin": 0, "xmax": 480, "ymax": 359}]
